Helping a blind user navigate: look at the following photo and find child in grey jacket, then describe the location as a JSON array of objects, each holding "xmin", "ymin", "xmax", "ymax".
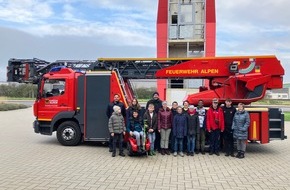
[{"xmin": 108, "ymin": 106, "xmax": 126, "ymax": 157}]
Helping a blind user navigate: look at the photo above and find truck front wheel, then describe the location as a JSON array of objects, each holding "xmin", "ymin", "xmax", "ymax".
[{"xmin": 57, "ymin": 121, "xmax": 81, "ymax": 146}]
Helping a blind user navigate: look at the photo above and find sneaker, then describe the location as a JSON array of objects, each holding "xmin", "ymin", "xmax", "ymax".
[
  {"xmin": 179, "ymin": 152, "xmax": 184, "ymax": 157},
  {"xmin": 195, "ymin": 150, "xmax": 200, "ymax": 154},
  {"xmin": 112, "ymin": 152, "xmax": 116, "ymax": 157},
  {"xmin": 209, "ymin": 152, "xmax": 213, "ymax": 155},
  {"xmin": 152, "ymin": 151, "xmax": 156, "ymax": 155},
  {"xmin": 225, "ymin": 153, "xmax": 230, "ymax": 157},
  {"xmin": 109, "ymin": 149, "xmax": 113, "ymax": 152},
  {"xmin": 148, "ymin": 151, "xmax": 153, "ymax": 156},
  {"xmin": 230, "ymin": 153, "xmax": 235, "ymax": 157},
  {"xmin": 119, "ymin": 152, "xmax": 125, "ymax": 157},
  {"xmin": 201, "ymin": 151, "xmax": 205, "ymax": 155},
  {"xmin": 215, "ymin": 152, "xmax": 220, "ymax": 156},
  {"xmin": 173, "ymin": 152, "xmax": 177, "ymax": 157},
  {"xmin": 187, "ymin": 152, "xmax": 190, "ymax": 156}
]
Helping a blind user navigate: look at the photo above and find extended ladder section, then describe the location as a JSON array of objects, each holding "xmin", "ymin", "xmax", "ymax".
[{"xmin": 7, "ymin": 58, "xmax": 191, "ymax": 83}]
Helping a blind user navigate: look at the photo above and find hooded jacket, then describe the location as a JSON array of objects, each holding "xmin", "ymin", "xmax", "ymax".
[
  {"xmin": 143, "ymin": 110, "xmax": 158, "ymax": 132},
  {"xmin": 222, "ymin": 106, "xmax": 236, "ymax": 132},
  {"xmin": 187, "ymin": 112, "xmax": 200, "ymax": 135},
  {"xmin": 173, "ymin": 113, "xmax": 187, "ymax": 138},
  {"xmin": 232, "ymin": 110, "xmax": 250, "ymax": 140},
  {"xmin": 108, "ymin": 112, "xmax": 126, "ymax": 134},
  {"xmin": 127, "ymin": 116, "xmax": 143, "ymax": 132},
  {"xmin": 206, "ymin": 106, "xmax": 225, "ymax": 131}
]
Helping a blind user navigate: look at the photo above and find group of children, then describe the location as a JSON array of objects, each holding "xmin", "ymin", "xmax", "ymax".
[{"xmin": 108, "ymin": 92, "xmax": 250, "ymax": 159}]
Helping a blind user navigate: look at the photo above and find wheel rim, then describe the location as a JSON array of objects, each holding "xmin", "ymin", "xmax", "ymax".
[{"xmin": 62, "ymin": 127, "xmax": 75, "ymax": 141}]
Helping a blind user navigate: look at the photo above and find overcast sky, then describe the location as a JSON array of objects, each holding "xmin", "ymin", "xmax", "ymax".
[{"xmin": 0, "ymin": 0, "xmax": 289, "ymax": 82}]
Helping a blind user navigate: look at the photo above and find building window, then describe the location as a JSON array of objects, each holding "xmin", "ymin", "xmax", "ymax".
[{"xmin": 172, "ymin": 15, "xmax": 178, "ymax": 24}]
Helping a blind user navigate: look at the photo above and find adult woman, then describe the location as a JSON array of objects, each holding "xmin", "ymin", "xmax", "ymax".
[
  {"xmin": 126, "ymin": 98, "xmax": 142, "ymax": 123},
  {"xmin": 158, "ymin": 101, "xmax": 173, "ymax": 155},
  {"xmin": 182, "ymin": 100, "xmax": 190, "ymax": 115},
  {"xmin": 232, "ymin": 103, "xmax": 250, "ymax": 159}
]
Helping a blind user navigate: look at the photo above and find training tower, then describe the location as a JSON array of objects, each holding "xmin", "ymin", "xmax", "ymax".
[{"xmin": 157, "ymin": 0, "xmax": 216, "ymax": 103}]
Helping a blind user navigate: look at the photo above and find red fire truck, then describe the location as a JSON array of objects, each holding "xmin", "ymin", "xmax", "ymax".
[{"xmin": 7, "ymin": 55, "xmax": 286, "ymax": 145}]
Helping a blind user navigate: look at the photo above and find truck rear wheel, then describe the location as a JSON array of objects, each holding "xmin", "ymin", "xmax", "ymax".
[{"xmin": 57, "ymin": 121, "xmax": 81, "ymax": 146}]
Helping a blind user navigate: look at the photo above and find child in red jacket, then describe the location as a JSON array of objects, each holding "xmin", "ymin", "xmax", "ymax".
[{"xmin": 206, "ymin": 98, "xmax": 224, "ymax": 156}]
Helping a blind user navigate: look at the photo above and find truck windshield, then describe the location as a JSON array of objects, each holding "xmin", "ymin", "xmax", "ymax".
[{"xmin": 43, "ymin": 79, "xmax": 66, "ymax": 98}]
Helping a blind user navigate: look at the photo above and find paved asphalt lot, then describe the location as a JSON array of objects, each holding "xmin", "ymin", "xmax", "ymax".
[{"xmin": 0, "ymin": 107, "xmax": 290, "ymax": 190}]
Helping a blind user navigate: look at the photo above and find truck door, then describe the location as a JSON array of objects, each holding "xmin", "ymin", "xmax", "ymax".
[{"xmin": 37, "ymin": 78, "xmax": 69, "ymax": 120}]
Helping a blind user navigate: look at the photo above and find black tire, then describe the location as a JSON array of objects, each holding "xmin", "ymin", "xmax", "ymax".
[
  {"xmin": 127, "ymin": 142, "xmax": 133, "ymax": 156},
  {"xmin": 57, "ymin": 121, "xmax": 81, "ymax": 146}
]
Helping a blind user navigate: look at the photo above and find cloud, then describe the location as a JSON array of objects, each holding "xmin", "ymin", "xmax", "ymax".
[
  {"xmin": 0, "ymin": 0, "xmax": 53, "ymax": 24},
  {"xmin": 0, "ymin": 0, "xmax": 157, "ymax": 48},
  {"xmin": 216, "ymin": 0, "xmax": 290, "ymax": 79},
  {"xmin": 0, "ymin": 26, "xmax": 156, "ymax": 81}
]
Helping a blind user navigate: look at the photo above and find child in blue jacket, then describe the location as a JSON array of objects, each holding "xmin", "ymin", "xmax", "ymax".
[
  {"xmin": 173, "ymin": 106, "xmax": 187, "ymax": 157},
  {"xmin": 127, "ymin": 110, "xmax": 144, "ymax": 152}
]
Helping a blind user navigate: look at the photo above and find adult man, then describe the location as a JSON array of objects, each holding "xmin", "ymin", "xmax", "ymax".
[
  {"xmin": 146, "ymin": 92, "xmax": 163, "ymax": 151},
  {"xmin": 206, "ymin": 98, "xmax": 224, "ymax": 156},
  {"xmin": 106, "ymin": 93, "xmax": 126, "ymax": 152},
  {"xmin": 146, "ymin": 92, "xmax": 163, "ymax": 114},
  {"xmin": 170, "ymin": 101, "xmax": 178, "ymax": 152},
  {"xmin": 195, "ymin": 100, "xmax": 207, "ymax": 154},
  {"xmin": 222, "ymin": 98, "xmax": 236, "ymax": 157}
]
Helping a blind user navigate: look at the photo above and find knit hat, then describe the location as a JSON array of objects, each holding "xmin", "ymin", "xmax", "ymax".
[
  {"xmin": 152, "ymin": 92, "xmax": 159, "ymax": 97},
  {"xmin": 113, "ymin": 105, "xmax": 120, "ymax": 112}
]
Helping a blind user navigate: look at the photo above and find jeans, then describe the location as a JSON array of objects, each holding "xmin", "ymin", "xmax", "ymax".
[
  {"xmin": 209, "ymin": 129, "xmax": 220, "ymax": 153},
  {"xmin": 174, "ymin": 137, "xmax": 183, "ymax": 152},
  {"xmin": 133, "ymin": 131, "xmax": 144, "ymax": 146},
  {"xmin": 148, "ymin": 132, "xmax": 156, "ymax": 151},
  {"xmin": 170, "ymin": 130, "xmax": 175, "ymax": 152},
  {"xmin": 160, "ymin": 128, "xmax": 171, "ymax": 149},
  {"xmin": 196, "ymin": 129, "xmax": 206, "ymax": 152},
  {"xmin": 112, "ymin": 133, "xmax": 123, "ymax": 154},
  {"xmin": 187, "ymin": 135, "xmax": 196, "ymax": 153}
]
